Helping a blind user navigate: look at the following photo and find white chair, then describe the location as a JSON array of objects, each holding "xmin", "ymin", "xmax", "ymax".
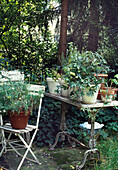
[
  {"xmin": 0, "ymin": 84, "xmax": 45, "ymax": 170},
  {"xmin": 0, "ymin": 70, "xmax": 24, "ymax": 82}
]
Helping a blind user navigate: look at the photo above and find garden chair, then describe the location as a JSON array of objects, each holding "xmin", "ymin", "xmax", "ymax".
[
  {"xmin": 0, "ymin": 70, "xmax": 24, "ymax": 82},
  {"xmin": 0, "ymin": 81, "xmax": 45, "ymax": 170}
]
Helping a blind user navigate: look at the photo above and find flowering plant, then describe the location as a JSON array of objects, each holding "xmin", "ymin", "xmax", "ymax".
[{"xmin": 0, "ymin": 77, "xmax": 43, "ymax": 115}]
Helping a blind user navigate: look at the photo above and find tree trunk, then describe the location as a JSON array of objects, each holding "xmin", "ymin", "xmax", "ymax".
[
  {"xmin": 87, "ymin": 0, "xmax": 99, "ymax": 52},
  {"xmin": 58, "ymin": 0, "xmax": 68, "ymax": 66}
]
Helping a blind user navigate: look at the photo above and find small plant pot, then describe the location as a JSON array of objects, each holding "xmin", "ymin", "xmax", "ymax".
[
  {"xmin": 100, "ymin": 88, "xmax": 115, "ymax": 102},
  {"xmin": 82, "ymin": 84, "xmax": 101, "ymax": 104},
  {"xmin": 58, "ymin": 78, "xmax": 69, "ymax": 97},
  {"xmin": 94, "ymin": 73, "xmax": 108, "ymax": 100},
  {"xmin": 46, "ymin": 77, "xmax": 60, "ymax": 95}
]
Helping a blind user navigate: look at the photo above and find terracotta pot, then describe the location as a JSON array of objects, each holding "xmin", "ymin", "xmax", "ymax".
[
  {"xmin": 100, "ymin": 87, "xmax": 116, "ymax": 102},
  {"xmin": 94, "ymin": 74, "xmax": 108, "ymax": 100},
  {"xmin": 8, "ymin": 110, "xmax": 30, "ymax": 129}
]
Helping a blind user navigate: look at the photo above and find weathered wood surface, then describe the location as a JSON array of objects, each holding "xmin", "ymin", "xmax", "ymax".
[{"xmin": 45, "ymin": 93, "xmax": 118, "ymax": 108}]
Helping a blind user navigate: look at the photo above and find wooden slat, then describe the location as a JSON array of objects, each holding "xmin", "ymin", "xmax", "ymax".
[
  {"xmin": 0, "ymin": 124, "xmax": 37, "ymax": 134},
  {"xmin": 27, "ymin": 84, "xmax": 45, "ymax": 97},
  {"xmin": 27, "ymin": 84, "xmax": 45, "ymax": 92},
  {"xmin": 0, "ymin": 70, "xmax": 24, "ymax": 82}
]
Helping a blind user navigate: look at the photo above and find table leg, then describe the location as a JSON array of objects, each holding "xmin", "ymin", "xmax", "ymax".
[
  {"xmin": 76, "ymin": 116, "xmax": 100, "ymax": 169},
  {"xmin": 60, "ymin": 102, "xmax": 68, "ymax": 140},
  {"xmin": 49, "ymin": 102, "xmax": 68, "ymax": 150},
  {"xmin": 49, "ymin": 102, "xmax": 89, "ymax": 150}
]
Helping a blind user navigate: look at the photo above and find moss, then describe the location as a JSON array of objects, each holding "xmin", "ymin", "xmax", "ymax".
[{"xmin": 51, "ymin": 148, "xmax": 85, "ymax": 165}]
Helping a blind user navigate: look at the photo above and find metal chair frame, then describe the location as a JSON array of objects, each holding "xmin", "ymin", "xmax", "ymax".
[{"xmin": 0, "ymin": 78, "xmax": 45, "ymax": 170}]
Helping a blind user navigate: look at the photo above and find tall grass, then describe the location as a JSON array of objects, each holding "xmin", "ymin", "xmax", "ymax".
[{"xmin": 94, "ymin": 137, "xmax": 118, "ymax": 170}]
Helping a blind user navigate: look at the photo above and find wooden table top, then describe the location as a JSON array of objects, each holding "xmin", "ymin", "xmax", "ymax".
[{"xmin": 45, "ymin": 93, "xmax": 118, "ymax": 109}]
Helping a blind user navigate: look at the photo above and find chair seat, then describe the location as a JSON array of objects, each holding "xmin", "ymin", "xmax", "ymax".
[{"xmin": 0, "ymin": 124, "xmax": 37, "ymax": 134}]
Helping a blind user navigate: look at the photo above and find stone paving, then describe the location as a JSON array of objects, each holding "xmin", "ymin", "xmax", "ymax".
[{"xmin": 0, "ymin": 145, "xmax": 58, "ymax": 170}]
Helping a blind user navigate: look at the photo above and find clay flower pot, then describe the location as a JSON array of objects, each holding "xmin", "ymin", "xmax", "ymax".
[
  {"xmin": 100, "ymin": 87, "xmax": 115, "ymax": 102},
  {"xmin": 8, "ymin": 110, "xmax": 31, "ymax": 129}
]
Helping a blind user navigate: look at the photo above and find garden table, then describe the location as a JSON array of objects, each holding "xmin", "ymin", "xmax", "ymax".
[{"xmin": 45, "ymin": 92, "xmax": 118, "ymax": 169}]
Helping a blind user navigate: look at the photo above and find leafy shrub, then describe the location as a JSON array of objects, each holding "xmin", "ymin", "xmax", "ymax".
[{"xmin": 96, "ymin": 108, "xmax": 117, "ymax": 125}]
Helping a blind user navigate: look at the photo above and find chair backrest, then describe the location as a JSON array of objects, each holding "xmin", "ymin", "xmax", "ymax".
[
  {"xmin": 27, "ymin": 84, "xmax": 45, "ymax": 127},
  {"xmin": 27, "ymin": 84, "xmax": 45, "ymax": 97},
  {"xmin": 0, "ymin": 70, "xmax": 24, "ymax": 83}
]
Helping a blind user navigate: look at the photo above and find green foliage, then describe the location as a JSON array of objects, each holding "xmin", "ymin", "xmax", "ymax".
[
  {"xmin": 96, "ymin": 108, "xmax": 117, "ymax": 124},
  {"xmin": 106, "ymin": 122, "xmax": 118, "ymax": 134},
  {"xmin": 0, "ymin": 0, "xmax": 117, "ymax": 148},
  {"xmin": 65, "ymin": 0, "xmax": 89, "ymax": 51},
  {"xmin": 0, "ymin": 81, "xmax": 29, "ymax": 114},
  {"xmin": 34, "ymin": 97, "xmax": 61, "ymax": 147},
  {"xmin": 102, "ymin": 45, "xmax": 118, "ymax": 73},
  {"xmin": 66, "ymin": 106, "xmax": 90, "ymax": 144},
  {"xmin": 0, "ymin": 0, "xmax": 58, "ymax": 75},
  {"xmin": 109, "ymin": 74, "xmax": 118, "ymax": 88},
  {"xmin": 62, "ymin": 44, "xmax": 110, "ymax": 97},
  {"xmin": 58, "ymin": 0, "xmax": 118, "ymax": 72},
  {"xmin": 95, "ymin": 137, "xmax": 118, "ymax": 170},
  {"xmin": 0, "ymin": 76, "xmax": 43, "ymax": 115},
  {"xmin": 45, "ymin": 66, "xmax": 61, "ymax": 81},
  {"xmin": 96, "ymin": 108, "xmax": 118, "ymax": 137}
]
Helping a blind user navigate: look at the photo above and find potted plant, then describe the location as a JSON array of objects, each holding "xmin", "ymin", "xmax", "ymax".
[
  {"xmin": 45, "ymin": 67, "xmax": 61, "ymax": 95},
  {"xmin": 58, "ymin": 55, "xmax": 70, "ymax": 97},
  {"xmin": 0, "ymin": 77, "xmax": 44, "ymax": 129},
  {"xmin": 62, "ymin": 44, "xmax": 110, "ymax": 103},
  {"xmin": 94, "ymin": 73, "xmax": 108, "ymax": 100},
  {"xmin": 100, "ymin": 74, "xmax": 118, "ymax": 102},
  {"xmin": 58, "ymin": 77, "xmax": 70, "ymax": 97}
]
